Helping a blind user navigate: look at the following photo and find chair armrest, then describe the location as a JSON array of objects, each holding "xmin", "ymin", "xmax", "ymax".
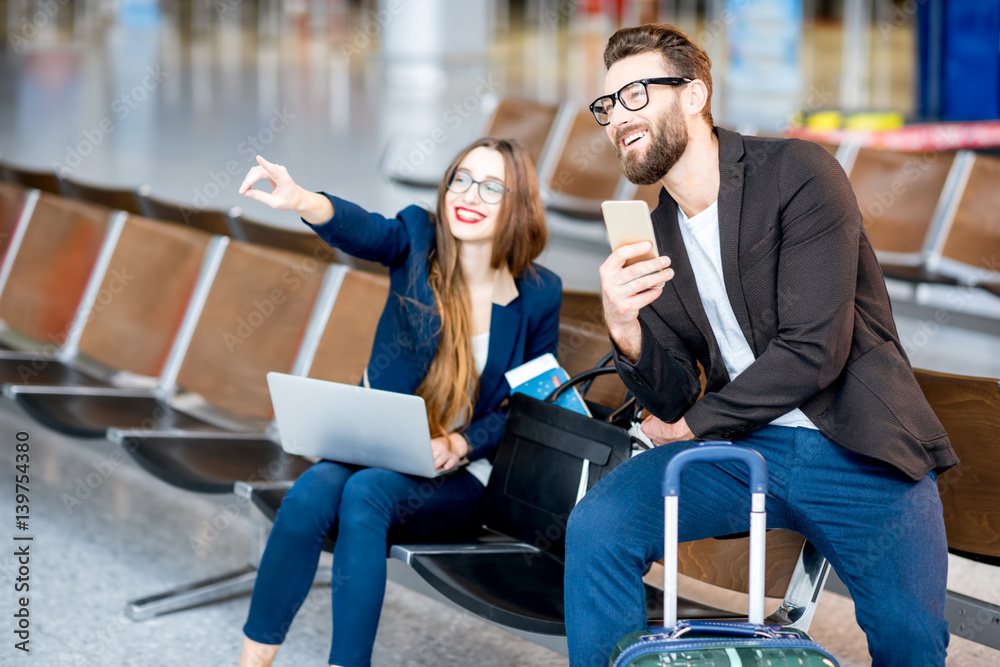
[{"xmin": 234, "ymin": 480, "xmax": 295, "ymax": 499}]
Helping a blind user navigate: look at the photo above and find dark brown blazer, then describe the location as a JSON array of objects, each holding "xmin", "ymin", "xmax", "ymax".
[{"xmin": 614, "ymin": 127, "xmax": 957, "ymax": 481}]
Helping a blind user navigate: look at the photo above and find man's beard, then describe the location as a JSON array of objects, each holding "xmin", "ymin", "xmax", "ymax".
[{"xmin": 615, "ymin": 102, "xmax": 688, "ymax": 185}]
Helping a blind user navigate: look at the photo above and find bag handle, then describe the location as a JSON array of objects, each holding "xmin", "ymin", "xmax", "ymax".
[
  {"xmin": 544, "ymin": 365, "xmax": 619, "ymax": 403},
  {"xmin": 543, "ymin": 350, "xmax": 615, "ymax": 400},
  {"xmin": 543, "ymin": 352, "xmax": 643, "ymax": 425},
  {"xmin": 544, "ymin": 366, "xmax": 642, "ymax": 426}
]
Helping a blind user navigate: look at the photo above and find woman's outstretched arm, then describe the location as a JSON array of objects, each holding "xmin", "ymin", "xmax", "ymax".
[
  {"xmin": 238, "ymin": 155, "xmax": 333, "ymax": 224},
  {"xmin": 238, "ymin": 154, "xmax": 411, "ymax": 266}
]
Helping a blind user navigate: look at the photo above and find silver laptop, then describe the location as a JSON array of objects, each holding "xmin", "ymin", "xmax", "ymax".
[{"xmin": 266, "ymin": 372, "xmax": 446, "ymax": 478}]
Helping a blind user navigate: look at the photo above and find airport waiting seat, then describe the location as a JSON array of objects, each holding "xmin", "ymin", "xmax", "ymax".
[
  {"xmin": 558, "ymin": 289, "xmax": 605, "ymax": 329},
  {"xmin": 108, "ymin": 267, "xmax": 389, "ymax": 500},
  {"xmin": 556, "ymin": 318, "xmax": 628, "ymax": 416},
  {"xmin": 0, "ymin": 182, "xmax": 26, "ymax": 264},
  {"xmin": 0, "ymin": 212, "xmax": 216, "ymax": 393},
  {"xmin": 0, "ymin": 160, "xmax": 62, "ymax": 194},
  {"xmin": 228, "ymin": 207, "xmax": 334, "ymax": 258},
  {"xmin": 229, "ymin": 206, "xmax": 388, "ymax": 276},
  {"xmin": 60, "ymin": 176, "xmax": 146, "ymax": 216},
  {"xmin": 0, "ymin": 192, "xmax": 116, "ymax": 358},
  {"xmin": 385, "ymin": 96, "xmax": 561, "ymax": 189},
  {"xmin": 120, "ymin": 267, "xmax": 389, "ymax": 619},
  {"xmin": 9, "ymin": 239, "xmax": 332, "ymax": 438},
  {"xmin": 305, "ymin": 269, "xmax": 390, "ymax": 385},
  {"xmin": 915, "ymin": 368, "xmax": 1000, "ymax": 564},
  {"xmin": 240, "ymin": 323, "xmax": 827, "ymax": 641},
  {"xmin": 114, "ymin": 267, "xmax": 389, "ymax": 499},
  {"xmin": 924, "ymin": 152, "xmax": 1000, "ymax": 296},
  {"xmin": 386, "ymin": 429, "xmax": 828, "ymax": 636},
  {"xmin": 485, "ymin": 97, "xmax": 562, "ymax": 166},
  {"xmin": 140, "ymin": 189, "xmax": 234, "ymax": 236},
  {"xmin": 538, "ymin": 107, "xmax": 636, "ymax": 220},
  {"xmin": 845, "ymin": 146, "xmax": 967, "ymax": 285},
  {"xmin": 914, "ymin": 368, "xmax": 1000, "ymax": 650},
  {"xmin": 121, "ymin": 288, "xmax": 596, "ymax": 620},
  {"xmin": 240, "ymin": 419, "xmax": 827, "ymax": 641}
]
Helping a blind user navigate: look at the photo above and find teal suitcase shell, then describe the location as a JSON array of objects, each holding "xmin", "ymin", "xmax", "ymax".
[{"xmin": 610, "ymin": 622, "xmax": 838, "ymax": 666}]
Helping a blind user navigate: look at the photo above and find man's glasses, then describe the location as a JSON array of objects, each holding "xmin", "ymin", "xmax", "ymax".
[
  {"xmin": 447, "ymin": 169, "xmax": 509, "ymax": 205},
  {"xmin": 589, "ymin": 77, "xmax": 692, "ymax": 126}
]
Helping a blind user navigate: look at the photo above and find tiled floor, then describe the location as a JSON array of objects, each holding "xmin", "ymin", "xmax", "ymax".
[{"xmin": 0, "ymin": 401, "xmax": 569, "ymax": 666}]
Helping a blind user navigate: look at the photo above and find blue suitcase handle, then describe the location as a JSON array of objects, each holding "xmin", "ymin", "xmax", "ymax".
[
  {"xmin": 645, "ymin": 620, "xmax": 783, "ymax": 641},
  {"xmin": 660, "ymin": 443, "xmax": 770, "ymax": 627},
  {"xmin": 661, "ymin": 442, "xmax": 768, "ymax": 497}
]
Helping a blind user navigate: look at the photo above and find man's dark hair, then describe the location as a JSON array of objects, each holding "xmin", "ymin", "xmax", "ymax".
[{"xmin": 604, "ymin": 24, "xmax": 714, "ymax": 127}]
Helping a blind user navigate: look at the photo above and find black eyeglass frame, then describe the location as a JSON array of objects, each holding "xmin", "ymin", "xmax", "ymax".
[
  {"xmin": 446, "ymin": 168, "xmax": 511, "ymax": 205},
  {"xmin": 589, "ymin": 77, "xmax": 693, "ymax": 126}
]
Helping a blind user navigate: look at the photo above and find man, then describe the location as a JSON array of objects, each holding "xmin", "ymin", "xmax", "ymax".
[{"xmin": 564, "ymin": 24, "xmax": 956, "ymax": 667}]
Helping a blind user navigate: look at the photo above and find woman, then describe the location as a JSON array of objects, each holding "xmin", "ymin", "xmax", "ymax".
[{"xmin": 235, "ymin": 138, "xmax": 561, "ymax": 667}]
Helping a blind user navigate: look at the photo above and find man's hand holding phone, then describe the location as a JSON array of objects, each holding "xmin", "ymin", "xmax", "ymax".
[
  {"xmin": 600, "ymin": 200, "xmax": 675, "ymax": 364},
  {"xmin": 599, "ymin": 243, "xmax": 674, "ymax": 364}
]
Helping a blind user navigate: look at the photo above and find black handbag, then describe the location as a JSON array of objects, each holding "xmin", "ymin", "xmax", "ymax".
[{"xmin": 483, "ymin": 353, "xmax": 642, "ymax": 559}]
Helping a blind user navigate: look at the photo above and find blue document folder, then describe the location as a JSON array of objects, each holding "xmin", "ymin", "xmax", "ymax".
[{"xmin": 504, "ymin": 353, "xmax": 591, "ymax": 417}]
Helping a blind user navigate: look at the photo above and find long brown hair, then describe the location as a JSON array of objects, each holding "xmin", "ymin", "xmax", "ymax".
[
  {"xmin": 415, "ymin": 138, "xmax": 547, "ymax": 438},
  {"xmin": 604, "ymin": 24, "xmax": 714, "ymax": 127}
]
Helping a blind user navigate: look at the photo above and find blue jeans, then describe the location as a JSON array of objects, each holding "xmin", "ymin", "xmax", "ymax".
[
  {"xmin": 243, "ymin": 461, "xmax": 485, "ymax": 667},
  {"xmin": 564, "ymin": 426, "xmax": 949, "ymax": 667}
]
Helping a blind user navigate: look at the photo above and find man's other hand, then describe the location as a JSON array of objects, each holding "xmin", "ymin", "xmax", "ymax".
[{"xmin": 640, "ymin": 415, "xmax": 696, "ymax": 446}]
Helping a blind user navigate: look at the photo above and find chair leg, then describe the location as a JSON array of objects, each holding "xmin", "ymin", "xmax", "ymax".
[
  {"xmin": 770, "ymin": 540, "xmax": 831, "ymax": 632},
  {"xmin": 126, "ymin": 505, "xmax": 327, "ymax": 621},
  {"xmin": 126, "ymin": 564, "xmax": 260, "ymax": 621},
  {"xmin": 125, "ymin": 564, "xmax": 334, "ymax": 621}
]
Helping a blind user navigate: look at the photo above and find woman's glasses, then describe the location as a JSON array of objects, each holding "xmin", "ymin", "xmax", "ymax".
[{"xmin": 447, "ymin": 169, "xmax": 509, "ymax": 205}]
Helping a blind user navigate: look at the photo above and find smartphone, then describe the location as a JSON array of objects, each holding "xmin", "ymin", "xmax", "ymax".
[{"xmin": 601, "ymin": 200, "xmax": 665, "ymax": 288}]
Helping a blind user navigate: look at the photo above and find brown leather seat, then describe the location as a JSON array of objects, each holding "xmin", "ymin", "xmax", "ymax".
[
  {"xmin": 232, "ymin": 208, "xmax": 387, "ymax": 276},
  {"xmin": 0, "ymin": 182, "xmax": 26, "ymax": 260},
  {"xmin": 931, "ymin": 153, "xmax": 1000, "ymax": 292},
  {"xmin": 14, "ymin": 239, "xmax": 330, "ymax": 436},
  {"xmin": 141, "ymin": 191, "xmax": 233, "ymax": 236},
  {"xmin": 915, "ymin": 368, "xmax": 1000, "ymax": 565},
  {"xmin": 0, "ymin": 193, "xmax": 113, "ymax": 349},
  {"xmin": 61, "ymin": 176, "xmax": 145, "ymax": 215},
  {"xmin": 308, "ymin": 269, "xmax": 390, "ymax": 385},
  {"xmin": 847, "ymin": 147, "xmax": 960, "ymax": 284},
  {"xmin": 387, "ymin": 97, "xmax": 561, "ymax": 189},
  {"xmin": 114, "ymin": 266, "xmax": 387, "ymax": 495},
  {"xmin": 541, "ymin": 108, "xmax": 630, "ymax": 219},
  {"xmin": 485, "ymin": 97, "xmax": 561, "ymax": 166},
  {"xmin": 0, "ymin": 214, "xmax": 213, "ymax": 388},
  {"xmin": 0, "ymin": 161, "xmax": 62, "ymax": 194}
]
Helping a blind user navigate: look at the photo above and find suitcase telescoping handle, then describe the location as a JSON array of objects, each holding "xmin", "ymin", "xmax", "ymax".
[{"xmin": 661, "ymin": 444, "xmax": 769, "ymax": 628}]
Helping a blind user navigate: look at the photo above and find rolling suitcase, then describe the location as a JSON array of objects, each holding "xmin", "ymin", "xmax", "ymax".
[{"xmin": 610, "ymin": 444, "xmax": 839, "ymax": 667}]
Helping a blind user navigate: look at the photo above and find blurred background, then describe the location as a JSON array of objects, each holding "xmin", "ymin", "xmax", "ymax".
[
  {"xmin": 3, "ymin": 0, "xmax": 999, "ymax": 289},
  {"xmin": 2, "ymin": 0, "xmax": 998, "ymax": 216}
]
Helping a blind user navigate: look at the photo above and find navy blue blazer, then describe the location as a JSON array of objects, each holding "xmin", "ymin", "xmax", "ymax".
[{"xmin": 305, "ymin": 194, "xmax": 562, "ymax": 461}]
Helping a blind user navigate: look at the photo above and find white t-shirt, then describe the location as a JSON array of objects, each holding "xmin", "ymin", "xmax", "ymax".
[
  {"xmin": 464, "ymin": 332, "xmax": 494, "ymax": 486},
  {"xmin": 676, "ymin": 201, "xmax": 817, "ymax": 431}
]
